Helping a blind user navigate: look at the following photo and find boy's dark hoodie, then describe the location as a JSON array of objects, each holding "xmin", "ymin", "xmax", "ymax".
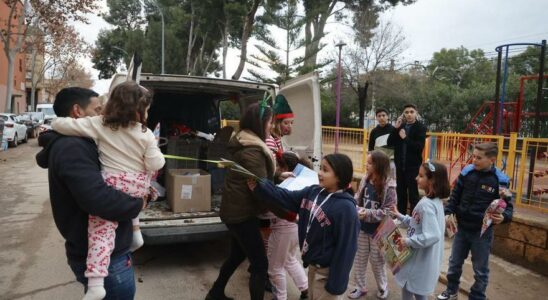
[
  {"xmin": 36, "ymin": 131, "xmax": 143, "ymax": 263},
  {"xmin": 254, "ymin": 181, "xmax": 360, "ymax": 295}
]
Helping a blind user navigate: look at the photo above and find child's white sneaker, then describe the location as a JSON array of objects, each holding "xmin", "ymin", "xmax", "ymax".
[
  {"xmin": 83, "ymin": 285, "xmax": 106, "ymax": 300},
  {"xmin": 348, "ymin": 288, "xmax": 367, "ymax": 299},
  {"xmin": 437, "ymin": 290, "xmax": 457, "ymax": 300},
  {"xmin": 130, "ymin": 230, "xmax": 144, "ymax": 252},
  {"xmin": 376, "ymin": 289, "xmax": 389, "ymax": 299}
]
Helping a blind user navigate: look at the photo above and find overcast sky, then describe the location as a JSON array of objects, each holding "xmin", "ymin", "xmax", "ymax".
[{"xmin": 76, "ymin": 0, "xmax": 548, "ymax": 94}]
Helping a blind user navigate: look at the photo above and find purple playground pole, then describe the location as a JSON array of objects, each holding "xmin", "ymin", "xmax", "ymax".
[{"xmin": 335, "ymin": 42, "xmax": 346, "ymax": 153}]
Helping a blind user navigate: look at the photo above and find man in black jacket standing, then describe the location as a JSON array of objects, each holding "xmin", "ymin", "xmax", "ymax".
[
  {"xmin": 388, "ymin": 104, "xmax": 427, "ymax": 214},
  {"xmin": 368, "ymin": 108, "xmax": 395, "ymax": 154},
  {"xmin": 36, "ymin": 87, "xmax": 144, "ymax": 299}
]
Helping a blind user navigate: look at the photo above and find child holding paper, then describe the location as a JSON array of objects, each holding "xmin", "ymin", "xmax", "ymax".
[
  {"xmin": 390, "ymin": 161, "xmax": 450, "ymax": 300},
  {"xmin": 348, "ymin": 150, "xmax": 396, "ymax": 299},
  {"xmin": 249, "ymin": 153, "xmax": 360, "ymax": 300}
]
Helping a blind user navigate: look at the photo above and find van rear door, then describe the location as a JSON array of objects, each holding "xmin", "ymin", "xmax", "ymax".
[{"xmin": 277, "ymin": 72, "xmax": 322, "ymax": 170}]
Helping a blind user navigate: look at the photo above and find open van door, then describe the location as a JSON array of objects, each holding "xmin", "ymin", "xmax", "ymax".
[
  {"xmin": 108, "ymin": 54, "xmax": 143, "ymax": 93},
  {"xmin": 277, "ymin": 72, "xmax": 322, "ymax": 170}
]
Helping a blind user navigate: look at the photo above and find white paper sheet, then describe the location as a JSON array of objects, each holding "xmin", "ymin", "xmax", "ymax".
[{"xmin": 279, "ymin": 164, "xmax": 319, "ymax": 191}]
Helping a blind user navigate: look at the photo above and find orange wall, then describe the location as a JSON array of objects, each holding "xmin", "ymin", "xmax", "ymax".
[{"xmin": 0, "ymin": 1, "xmax": 27, "ymax": 113}]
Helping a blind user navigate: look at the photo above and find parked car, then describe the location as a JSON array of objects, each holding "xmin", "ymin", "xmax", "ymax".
[
  {"xmin": 0, "ymin": 113, "xmax": 28, "ymax": 147},
  {"xmin": 18, "ymin": 112, "xmax": 43, "ymax": 138},
  {"xmin": 38, "ymin": 117, "xmax": 54, "ymax": 136}
]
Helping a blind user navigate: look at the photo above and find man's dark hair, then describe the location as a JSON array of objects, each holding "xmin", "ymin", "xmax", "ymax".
[
  {"xmin": 403, "ymin": 103, "xmax": 417, "ymax": 111},
  {"xmin": 375, "ymin": 108, "xmax": 389, "ymax": 116},
  {"xmin": 53, "ymin": 87, "xmax": 99, "ymax": 117},
  {"xmin": 239, "ymin": 102, "xmax": 273, "ymax": 141}
]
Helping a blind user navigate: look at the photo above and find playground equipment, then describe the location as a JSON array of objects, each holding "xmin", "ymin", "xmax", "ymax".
[{"xmin": 464, "ymin": 74, "xmax": 548, "ymax": 136}]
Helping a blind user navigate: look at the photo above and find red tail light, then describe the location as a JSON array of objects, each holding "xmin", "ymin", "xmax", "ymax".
[{"xmin": 5, "ymin": 124, "xmax": 13, "ymax": 128}]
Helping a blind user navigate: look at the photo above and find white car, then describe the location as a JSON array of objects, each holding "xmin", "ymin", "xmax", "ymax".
[{"xmin": 1, "ymin": 113, "xmax": 28, "ymax": 147}]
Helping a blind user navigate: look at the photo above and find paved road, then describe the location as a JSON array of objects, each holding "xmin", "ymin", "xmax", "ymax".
[{"xmin": 1, "ymin": 141, "xmax": 545, "ymax": 300}]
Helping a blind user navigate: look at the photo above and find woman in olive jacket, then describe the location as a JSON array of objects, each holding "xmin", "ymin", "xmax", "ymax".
[{"xmin": 206, "ymin": 103, "xmax": 276, "ymax": 300}]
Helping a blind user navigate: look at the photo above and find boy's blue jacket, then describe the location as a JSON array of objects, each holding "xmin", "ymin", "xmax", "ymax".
[
  {"xmin": 445, "ymin": 164, "xmax": 514, "ymax": 231},
  {"xmin": 254, "ymin": 181, "xmax": 360, "ymax": 295}
]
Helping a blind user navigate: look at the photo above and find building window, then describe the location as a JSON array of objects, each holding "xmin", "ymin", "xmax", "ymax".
[{"xmin": 19, "ymin": 59, "xmax": 22, "ymax": 72}]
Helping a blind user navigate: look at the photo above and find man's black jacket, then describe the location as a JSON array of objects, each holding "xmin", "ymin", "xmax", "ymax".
[
  {"xmin": 387, "ymin": 121, "xmax": 427, "ymax": 169},
  {"xmin": 36, "ymin": 131, "xmax": 143, "ymax": 263}
]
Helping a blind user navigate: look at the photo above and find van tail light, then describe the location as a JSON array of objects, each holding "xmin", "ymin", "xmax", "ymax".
[{"xmin": 5, "ymin": 124, "xmax": 13, "ymax": 128}]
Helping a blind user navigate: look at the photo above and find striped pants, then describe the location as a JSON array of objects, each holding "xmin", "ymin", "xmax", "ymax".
[{"xmin": 352, "ymin": 231, "xmax": 387, "ymax": 293}]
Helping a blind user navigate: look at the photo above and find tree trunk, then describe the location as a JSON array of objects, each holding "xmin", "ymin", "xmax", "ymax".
[
  {"xmin": 302, "ymin": 0, "xmax": 336, "ymax": 71},
  {"xmin": 4, "ymin": 52, "xmax": 16, "ymax": 113},
  {"xmin": 358, "ymin": 81, "xmax": 369, "ymax": 129},
  {"xmin": 186, "ymin": 2, "xmax": 196, "ymax": 74},
  {"xmin": 30, "ymin": 46, "xmax": 38, "ymax": 111},
  {"xmin": 203, "ymin": 50, "xmax": 215, "ymax": 77},
  {"xmin": 231, "ymin": 0, "xmax": 261, "ymax": 80},
  {"xmin": 303, "ymin": 14, "xmax": 313, "ymax": 70},
  {"xmin": 222, "ymin": 25, "xmax": 228, "ymax": 79}
]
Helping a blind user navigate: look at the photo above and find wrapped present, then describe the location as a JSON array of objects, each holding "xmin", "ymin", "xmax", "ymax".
[
  {"xmin": 446, "ymin": 214, "xmax": 458, "ymax": 238},
  {"xmin": 480, "ymin": 199, "xmax": 507, "ymax": 236}
]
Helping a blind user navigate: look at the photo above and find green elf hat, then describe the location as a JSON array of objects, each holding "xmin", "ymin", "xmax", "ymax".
[{"xmin": 273, "ymin": 95, "xmax": 294, "ymax": 120}]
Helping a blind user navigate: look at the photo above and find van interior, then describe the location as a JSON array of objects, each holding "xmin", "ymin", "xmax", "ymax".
[{"xmin": 141, "ymin": 78, "xmax": 275, "ymax": 210}]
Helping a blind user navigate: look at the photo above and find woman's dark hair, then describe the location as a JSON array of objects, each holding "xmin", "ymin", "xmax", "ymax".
[
  {"xmin": 422, "ymin": 161, "xmax": 451, "ymax": 199},
  {"xmin": 239, "ymin": 102, "xmax": 273, "ymax": 141},
  {"xmin": 103, "ymin": 81, "xmax": 152, "ymax": 132},
  {"xmin": 280, "ymin": 151, "xmax": 313, "ymax": 171},
  {"xmin": 366, "ymin": 150, "xmax": 390, "ymax": 202},
  {"xmin": 323, "ymin": 153, "xmax": 354, "ymax": 190}
]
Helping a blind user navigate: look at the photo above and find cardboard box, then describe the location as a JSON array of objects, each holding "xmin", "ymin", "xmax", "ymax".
[{"xmin": 166, "ymin": 169, "xmax": 211, "ymax": 213}]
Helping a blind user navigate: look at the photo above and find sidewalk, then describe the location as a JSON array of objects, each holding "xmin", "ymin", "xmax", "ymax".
[
  {"xmin": 436, "ymin": 237, "xmax": 547, "ymax": 299},
  {"xmin": 344, "ymin": 237, "xmax": 547, "ymax": 299}
]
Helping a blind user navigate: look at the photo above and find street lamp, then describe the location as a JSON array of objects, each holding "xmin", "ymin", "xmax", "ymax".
[
  {"xmin": 335, "ymin": 41, "xmax": 346, "ymax": 153},
  {"xmin": 145, "ymin": 0, "xmax": 165, "ymax": 74}
]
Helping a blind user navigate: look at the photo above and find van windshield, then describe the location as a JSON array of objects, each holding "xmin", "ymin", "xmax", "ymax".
[{"xmin": 38, "ymin": 107, "xmax": 55, "ymax": 116}]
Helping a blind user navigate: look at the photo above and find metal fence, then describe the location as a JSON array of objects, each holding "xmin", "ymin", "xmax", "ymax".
[{"xmin": 221, "ymin": 120, "xmax": 548, "ymax": 213}]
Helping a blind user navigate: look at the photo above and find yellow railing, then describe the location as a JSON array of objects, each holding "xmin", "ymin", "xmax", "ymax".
[
  {"xmin": 514, "ymin": 138, "xmax": 548, "ymax": 212},
  {"xmin": 424, "ymin": 132, "xmax": 505, "ymax": 183},
  {"xmin": 321, "ymin": 126, "xmax": 369, "ymax": 174},
  {"xmin": 221, "ymin": 120, "xmax": 548, "ymax": 213}
]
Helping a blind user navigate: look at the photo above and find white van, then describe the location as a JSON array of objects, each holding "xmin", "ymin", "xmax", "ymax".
[
  {"xmin": 110, "ymin": 72, "xmax": 322, "ymax": 244},
  {"xmin": 36, "ymin": 103, "xmax": 56, "ymax": 119}
]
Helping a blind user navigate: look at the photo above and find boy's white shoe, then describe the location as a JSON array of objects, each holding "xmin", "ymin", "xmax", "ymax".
[
  {"xmin": 83, "ymin": 285, "xmax": 106, "ymax": 300},
  {"xmin": 130, "ymin": 230, "xmax": 144, "ymax": 252},
  {"xmin": 437, "ymin": 290, "xmax": 458, "ymax": 300}
]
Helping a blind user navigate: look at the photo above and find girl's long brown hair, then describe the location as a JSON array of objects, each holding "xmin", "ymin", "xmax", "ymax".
[
  {"xmin": 365, "ymin": 150, "xmax": 391, "ymax": 202},
  {"xmin": 102, "ymin": 81, "xmax": 152, "ymax": 132}
]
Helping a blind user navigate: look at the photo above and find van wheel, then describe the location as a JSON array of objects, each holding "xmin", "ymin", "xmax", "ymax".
[{"xmin": 9, "ymin": 134, "xmax": 18, "ymax": 147}]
